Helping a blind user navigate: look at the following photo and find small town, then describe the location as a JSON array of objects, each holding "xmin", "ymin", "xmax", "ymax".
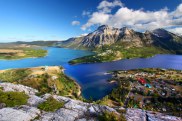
[{"xmin": 108, "ymin": 68, "xmax": 182, "ymax": 117}]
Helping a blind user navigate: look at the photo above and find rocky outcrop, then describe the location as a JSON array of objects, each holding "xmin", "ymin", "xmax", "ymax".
[
  {"xmin": 0, "ymin": 82, "xmax": 181, "ymax": 121},
  {"xmin": 125, "ymin": 108, "xmax": 182, "ymax": 121},
  {"xmin": 0, "ymin": 82, "xmax": 38, "ymax": 96},
  {"xmin": 81, "ymin": 25, "xmax": 121, "ymax": 47},
  {"xmin": 38, "ymin": 94, "xmax": 117, "ymax": 121},
  {"xmin": 0, "ymin": 106, "xmax": 41, "ymax": 121}
]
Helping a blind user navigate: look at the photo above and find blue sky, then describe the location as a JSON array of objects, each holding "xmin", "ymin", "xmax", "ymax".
[{"xmin": 0, "ymin": 0, "xmax": 181, "ymax": 42}]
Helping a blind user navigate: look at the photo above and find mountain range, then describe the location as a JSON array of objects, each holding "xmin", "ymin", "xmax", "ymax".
[{"xmin": 57, "ymin": 25, "xmax": 182, "ymax": 53}]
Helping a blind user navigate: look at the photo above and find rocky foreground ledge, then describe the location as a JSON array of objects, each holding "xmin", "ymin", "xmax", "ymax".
[{"xmin": 0, "ymin": 82, "xmax": 181, "ymax": 121}]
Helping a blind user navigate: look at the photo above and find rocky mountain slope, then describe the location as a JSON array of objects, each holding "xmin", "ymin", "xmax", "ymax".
[
  {"xmin": 58, "ymin": 25, "xmax": 182, "ymax": 52},
  {"xmin": 0, "ymin": 82, "xmax": 181, "ymax": 121}
]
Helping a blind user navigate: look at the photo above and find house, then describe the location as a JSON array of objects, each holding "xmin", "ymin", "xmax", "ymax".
[
  {"xmin": 52, "ymin": 76, "xmax": 58, "ymax": 80},
  {"xmin": 45, "ymin": 66, "xmax": 48, "ymax": 71},
  {"xmin": 145, "ymin": 84, "xmax": 152, "ymax": 88},
  {"xmin": 138, "ymin": 78, "xmax": 146, "ymax": 85}
]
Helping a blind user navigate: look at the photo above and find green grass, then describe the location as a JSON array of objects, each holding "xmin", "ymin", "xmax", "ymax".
[
  {"xmin": 23, "ymin": 73, "xmax": 80, "ymax": 98},
  {"xmin": 121, "ymin": 47, "xmax": 168, "ymax": 59},
  {"xmin": 0, "ymin": 91, "xmax": 28, "ymax": 107},
  {"xmin": 0, "ymin": 69, "xmax": 30, "ymax": 82},
  {"xmin": 58, "ymin": 73, "xmax": 80, "ymax": 98},
  {"xmin": 38, "ymin": 97, "xmax": 64, "ymax": 112},
  {"xmin": 21, "ymin": 73, "xmax": 52, "ymax": 95},
  {"xmin": 98, "ymin": 111, "xmax": 126, "ymax": 121},
  {"xmin": 23, "ymin": 48, "xmax": 47, "ymax": 58}
]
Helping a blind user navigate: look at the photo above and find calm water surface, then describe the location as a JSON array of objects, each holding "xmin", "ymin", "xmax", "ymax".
[{"xmin": 0, "ymin": 47, "xmax": 182, "ymax": 100}]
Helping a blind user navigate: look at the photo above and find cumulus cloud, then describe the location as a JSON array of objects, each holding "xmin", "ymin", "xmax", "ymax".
[
  {"xmin": 81, "ymin": 0, "xmax": 182, "ymax": 34},
  {"xmin": 97, "ymin": 0, "xmax": 123, "ymax": 13},
  {"xmin": 81, "ymin": 12, "xmax": 110, "ymax": 30},
  {"xmin": 171, "ymin": 4, "xmax": 182, "ymax": 17},
  {"xmin": 108, "ymin": 7, "xmax": 170, "ymax": 30},
  {"xmin": 168, "ymin": 27, "xmax": 182, "ymax": 35},
  {"xmin": 71, "ymin": 21, "xmax": 80, "ymax": 26}
]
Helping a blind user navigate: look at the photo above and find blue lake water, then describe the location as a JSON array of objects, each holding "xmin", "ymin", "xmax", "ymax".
[{"xmin": 0, "ymin": 47, "xmax": 182, "ymax": 100}]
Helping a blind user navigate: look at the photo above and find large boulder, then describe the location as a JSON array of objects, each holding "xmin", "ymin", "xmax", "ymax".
[
  {"xmin": 125, "ymin": 108, "xmax": 182, "ymax": 121},
  {"xmin": 0, "ymin": 106, "xmax": 40, "ymax": 121},
  {"xmin": 0, "ymin": 83, "xmax": 38, "ymax": 96},
  {"xmin": 28, "ymin": 95, "xmax": 45, "ymax": 106}
]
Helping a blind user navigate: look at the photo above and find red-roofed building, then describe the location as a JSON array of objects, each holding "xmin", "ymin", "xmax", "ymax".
[{"xmin": 138, "ymin": 78, "xmax": 146, "ymax": 85}]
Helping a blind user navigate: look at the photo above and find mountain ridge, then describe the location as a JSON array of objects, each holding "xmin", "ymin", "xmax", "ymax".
[{"xmin": 57, "ymin": 25, "xmax": 182, "ymax": 52}]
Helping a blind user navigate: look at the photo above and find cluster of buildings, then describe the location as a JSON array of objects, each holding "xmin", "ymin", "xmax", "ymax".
[{"xmin": 114, "ymin": 69, "xmax": 181, "ymax": 98}]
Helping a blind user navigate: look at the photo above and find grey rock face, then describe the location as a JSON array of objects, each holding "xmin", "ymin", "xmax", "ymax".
[
  {"xmin": 28, "ymin": 95, "xmax": 45, "ymax": 106},
  {"xmin": 0, "ymin": 106, "xmax": 40, "ymax": 121},
  {"xmin": 0, "ymin": 82, "xmax": 38, "ymax": 96},
  {"xmin": 40, "ymin": 108, "xmax": 80, "ymax": 121},
  {"xmin": 126, "ymin": 108, "xmax": 147, "ymax": 121},
  {"xmin": 81, "ymin": 25, "xmax": 121, "ymax": 47},
  {"xmin": 125, "ymin": 108, "xmax": 182, "ymax": 121},
  {"xmin": 80, "ymin": 25, "xmax": 146, "ymax": 48},
  {"xmin": 0, "ymin": 83, "xmax": 181, "ymax": 121}
]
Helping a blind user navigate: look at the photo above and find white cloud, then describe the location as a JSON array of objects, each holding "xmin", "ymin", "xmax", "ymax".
[
  {"xmin": 81, "ymin": 12, "xmax": 110, "ymax": 30},
  {"xmin": 71, "ymin": 21, "xmax": 80, "ymax": 26},
  {"xmin": 76, "ymin": 33, "xmax": 88, "ymax": 38},
  {"xmin": 97, "ymin": 0, "xmax": 123, "ymax": 13},
  {"xmin": 80, "ymin": 33, "xmax": 88, "ymax": 36},
  {"xmin": 108, "ymin": 7, "xmax": 169, "ymax": 30},
  {"xmin": 171, "ymin": 4, "xmax": 182, "ymax": 17},
  {"xmin": 82, "ymin": 10, "xmax": 91, "ymax": 16},
  {"xmin": 81, "ymin": 0, "xmax": 182, "ymax": 32},
  {"xmin": 168, "ymin": 27, "xmax": 182, "ymax": 35}
]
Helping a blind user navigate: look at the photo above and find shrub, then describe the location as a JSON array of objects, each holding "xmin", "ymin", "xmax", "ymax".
[
  {"xmin": 0, "ymin": 87, "xmax": 3, "ymax": 91},
  {"xmin": 0, "ymin": 91, "xmax": 28, "ymax": 107},
  {"xmin": 38, "ymin": 97, "xmax": 64, "ymax": 112},
  {"xmin": 98, "ymin": 111, "xmax": 126, "ymax": 121},
  {"xmin": 0, "ymin": 69, "xmax": 30, "ymax": 82}
]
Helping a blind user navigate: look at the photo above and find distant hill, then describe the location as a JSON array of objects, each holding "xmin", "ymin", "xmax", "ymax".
[{"xmin": 12, "ymin": 40, "xmax": 59, "ymax": 46}]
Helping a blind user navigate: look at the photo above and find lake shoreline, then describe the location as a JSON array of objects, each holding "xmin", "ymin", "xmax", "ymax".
[
  {"xmin": 62, "ymin": 68, "xmax": 82, "ymax": 97},
  {"xmin": 0, "ymin": 65, "xmax": 82, "ymax": 99},
  {"xmin": 0, "ymin": 47, "xmax": 48, "ymax": 60},
  {"xmin": 0, "ymin": 47, "xmax": 182, "ymax": 100}
]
